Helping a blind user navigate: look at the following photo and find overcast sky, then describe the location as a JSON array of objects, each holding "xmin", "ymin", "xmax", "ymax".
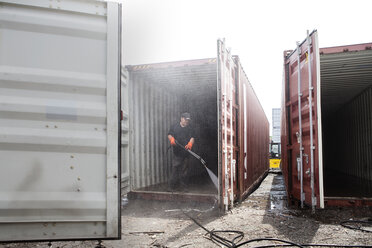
[{"xmin": 121, "ymin": 0, "xmax": 372, "ymax": 130}]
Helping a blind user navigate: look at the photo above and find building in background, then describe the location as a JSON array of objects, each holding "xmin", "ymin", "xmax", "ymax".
[
  {"xmin": 269, "ymin": 108, "xmax": 281, "ymax": 169},
  {"xmin": 272, "ymin": 108, "xmax": 281, "ymax": 143}
]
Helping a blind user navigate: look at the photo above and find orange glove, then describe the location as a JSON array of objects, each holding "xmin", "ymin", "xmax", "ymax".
[
  {"xmin": 185, "ymin": 141, "xmax": 193, "ymax": 150},
  {"xmin": 169, "ymin": 136, "xmax": 176, "ymax": 146}
]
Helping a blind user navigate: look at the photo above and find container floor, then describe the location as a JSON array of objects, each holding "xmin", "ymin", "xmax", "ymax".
[
  {"xmin": 138, "ymin": 174, "xmax": 218, "ymax": 195},
  {"xmin": 324, "ymin": 170, "xmax": 372, "ymax": 198}
]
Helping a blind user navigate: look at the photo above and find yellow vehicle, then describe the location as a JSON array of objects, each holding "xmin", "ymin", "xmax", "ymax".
[{"xmin": 269, "ymin": 142, "xmax": 281, "ymax": 169}]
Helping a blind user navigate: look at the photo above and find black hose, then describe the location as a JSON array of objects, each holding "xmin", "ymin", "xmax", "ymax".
[
  {"xmin": 302, "ymin": 245, "xmax": 372, "ymax": 248},
  {"xmin": 236, "ymin": 238, "xmax": 304, "ymax": 248},
  {"xmin": 184, "ymin": 212, "xmax": 372, "ymax": 248},
  {"xmin": 340, "ymin": 219, "xmax": 372, "ymax": 233},
  {"xmin": 249, "ymin": 244, "xmax": 372, "ymax": 248},
  {"xmin": 183, "ymin": 211, "xmax": 304, "ymax": 248}
]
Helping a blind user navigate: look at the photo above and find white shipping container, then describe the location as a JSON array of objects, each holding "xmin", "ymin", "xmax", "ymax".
[{"xmin": 0, "ymin": 0, "xmax": 121, "ymax": 242}]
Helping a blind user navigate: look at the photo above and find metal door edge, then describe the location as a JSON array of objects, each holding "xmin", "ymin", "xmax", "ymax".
[
  {"xmin": 314, "ymin": 31, "xmax": 324, "ymax": 209},
  {"xmin": 105, "ymin": 2, "xmax": 121, "ymax": 239}
]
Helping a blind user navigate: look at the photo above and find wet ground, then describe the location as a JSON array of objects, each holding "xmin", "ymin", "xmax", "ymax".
[{"xmin": 1, "ymin": 172, "xmax": 372, "ymax": 248}]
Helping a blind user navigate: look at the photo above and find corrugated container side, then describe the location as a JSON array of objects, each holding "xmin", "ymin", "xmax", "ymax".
[
  {"xmin": 282, "ymin": 31, "xmax": 372, "ymax": 207},
  {"xmin": 238, "ymin": 64, "xmax": 269, "ymax": 197},
  {"xmin": 323, "ymin": 87, "xmax": 372, "ymax": 195},
  {"xmin": 281, "ymin": 31, "xmax": 321, "ymax": 209},
  {"xmin": 335, "ymin": 87, "xmax": 372, "ymax": 180},
  {"xmin": 129, "ymin": 74, "xmax": 180, "ymax": 190},
  {"xmin": 281, "ymin": 55, "xmax": 290, "ymax": 189},
  {"xmin": 121, "ymin": 68, "xmax": 130, "ymax": 195},
  {"xmin": 127, "ymin": 61, "xmax": 217, "ymax": 191},
  {"xmin": 126, "ymin": 52, "xmax": 269, "ymax": 211},
  {"xmin": 320, "ymin": 44, "xmax": 372, "ymax": 202},
  {"xmin": 218, "ymin": 44, "xmax": 239, "ymax": 209},
  {"xmin": 0, "ymin": 0, "xmax": 121, "ymax": 241}
]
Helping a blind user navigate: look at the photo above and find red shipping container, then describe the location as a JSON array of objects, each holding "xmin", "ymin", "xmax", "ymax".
[
  {"xmin": 281, "ymin": 30, "xmax": 372, "ymax": 209},
  {"xmin": 122, "ymin": 39, "xmax": 269, "ymax": 211}
]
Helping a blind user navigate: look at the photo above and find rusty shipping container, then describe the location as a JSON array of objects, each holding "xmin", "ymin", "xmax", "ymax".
[
  {"xmin": 281, "ymin": 30, "xmax": 372, "ymax": 209},
  {"xmin": 121, "ymin": 39, "xmax": 269, "ymax": 211}
]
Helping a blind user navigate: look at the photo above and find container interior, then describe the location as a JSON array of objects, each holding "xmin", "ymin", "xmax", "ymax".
[
  {"xmin": 128, "ymin": 60, "xmax": 218, "ymax": 195},
  {"xmin": 320, "ymin": 49, "xmax": 372, "ymax": 198}
]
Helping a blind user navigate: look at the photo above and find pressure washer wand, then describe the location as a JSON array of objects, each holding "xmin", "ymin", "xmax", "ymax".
[
  {"xmin": 175, "ymin": 140, "xmax": 218, "ymax": 189},
  {"xmin": 175, "ymin": 140, "xmax": 206, "ymax": 166}
]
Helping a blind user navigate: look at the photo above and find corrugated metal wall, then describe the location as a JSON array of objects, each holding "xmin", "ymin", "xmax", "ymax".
[
  {"xmin": 282, "ymin": 35, "xmax": 372, "ymax": 205},
  {"xmin": 127, "ymin": 56, "xmax": 269, "ymax": 210},
  {"xmin": 240, "ymin": 67, "xmax": 270, "ymax": 194},
  {"xmin": 320, "ymin": 46, "xmax": 372, "ymax": 199},
  {"xmin": 129, "ymin": 74, "xmax": 180, "ymax": 190},
  {"xmin": 0, "ymin": 1, "xmax": 121, "ymax": 241},
  {"xmin": 281, "ymin": 31, "xmax": 322, "ymax": 208},
  {"xmin": 320, "ymin": 49, "xmax": 372, "ymax": 117},
  {"xmin": 127, "ymin": 60, "xmax": 217, "ymax": 191},
  {"xmin": 121, "ymin": 68, "xmax": 130, "ymax": 195},
  {"xmin": 218, "ymin": 43, "xmax": 239, "ymax": 209},
  {"xmin": 324, "ymin": 87, "xmax": 372, "ymax": 181}
]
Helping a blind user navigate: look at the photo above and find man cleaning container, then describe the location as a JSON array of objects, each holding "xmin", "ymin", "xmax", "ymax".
[{"xmin": 168, "ymin": 112, "xmax": 195, "ymax": 190}]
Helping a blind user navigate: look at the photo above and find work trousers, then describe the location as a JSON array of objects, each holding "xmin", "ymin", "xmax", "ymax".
[{"xmin": 169, "ymin": 155, "xmax": 189, "ymax": 190}]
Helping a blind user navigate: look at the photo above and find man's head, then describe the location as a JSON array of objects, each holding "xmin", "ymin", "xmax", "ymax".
[{"xmin": 180, "ymin": 112, "xmax": 191, "ymax": 127}]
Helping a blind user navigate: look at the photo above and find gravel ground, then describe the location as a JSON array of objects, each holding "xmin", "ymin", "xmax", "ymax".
[{"xmin": 1, "ymin": 173, "xmax": 371, "ymax": 248}]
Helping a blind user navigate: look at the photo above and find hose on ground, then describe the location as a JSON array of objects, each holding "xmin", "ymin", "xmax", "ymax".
[
  {"xmin": 184, "ymin": 212, "xmax": 372, "ymax": 248},
  {"xmin": 340, "ymin": 219, "xmax": 372, "ymax": 233}
]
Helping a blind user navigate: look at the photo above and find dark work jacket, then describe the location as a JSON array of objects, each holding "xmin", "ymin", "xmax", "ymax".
[{"xmin": 168, "ymin": 123, "xmax": 195, "ymax": 158}]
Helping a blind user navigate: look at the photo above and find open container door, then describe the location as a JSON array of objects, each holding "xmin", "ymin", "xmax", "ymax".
[
  {"xmin": 282, "ymin": 30, "xmax": 324, "ymax": 210},
  {"xmin": 121, "ymin": 67, "xmax": 130, "ymax": 196},
  {"xmin": 0, "ymin": 0, "xmax": 121, "ymax": 241},
  {"xmin": 319, "ymin": 42, "xmax": 372, "ymax": 206},
  {"xmin": 217, "ymin": 39, "xmax": 239, "ymax": 211}
]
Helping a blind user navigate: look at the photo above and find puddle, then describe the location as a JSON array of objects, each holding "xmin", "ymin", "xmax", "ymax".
[{"xmin": 269, "ymin": 174, "xmax": 287, "ymax": 211}]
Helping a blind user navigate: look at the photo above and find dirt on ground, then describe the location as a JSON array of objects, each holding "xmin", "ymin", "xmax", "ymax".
[{"xmin": 1, "ymin": 172, "xmax": 371, "ymax": 248}]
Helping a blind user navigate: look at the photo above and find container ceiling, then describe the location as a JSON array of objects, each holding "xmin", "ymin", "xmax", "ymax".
[
  {"xmin": 126, "ymin": 61, "xmax": 217, "ymax": 95},
  {"xmin": 320, "ymin": 49, "xmax": 372, "ymax": 116}
]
